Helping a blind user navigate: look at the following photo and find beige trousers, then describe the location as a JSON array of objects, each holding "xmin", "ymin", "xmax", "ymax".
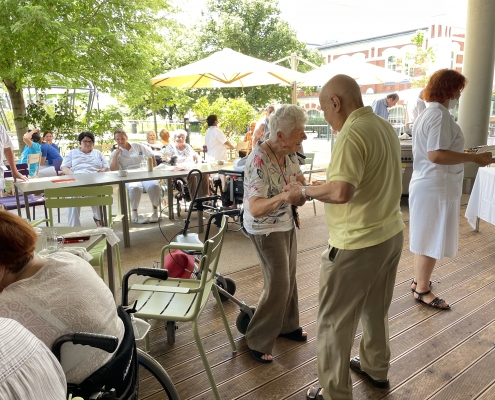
[
  {"xmin": 317, "ymin": 231, "xmax": 403, "ymax": 399},
  {"xmin": 245, "ymin": 228, "xmax": 300, "ymax": 354}
]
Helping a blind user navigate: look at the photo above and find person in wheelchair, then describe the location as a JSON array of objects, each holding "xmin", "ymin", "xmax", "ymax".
[{"xmin": 0, "ymin": 211, "xmax": 125, "ymax": 386}]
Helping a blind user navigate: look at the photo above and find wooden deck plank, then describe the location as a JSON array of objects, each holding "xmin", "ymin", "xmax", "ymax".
[{"xmin": 137, "ymin": 202, "xmax": 495, "ymax": 400}]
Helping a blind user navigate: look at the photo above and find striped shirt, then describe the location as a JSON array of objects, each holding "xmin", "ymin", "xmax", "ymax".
[{"xmin": 0, "ymin": 318, "xmax": 66, "ymax": 399}]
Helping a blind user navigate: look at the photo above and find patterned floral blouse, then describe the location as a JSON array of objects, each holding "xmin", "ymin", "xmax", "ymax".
[{"xmin": 243, "ymin": 143, "xmax": 302, "ymax": 235}]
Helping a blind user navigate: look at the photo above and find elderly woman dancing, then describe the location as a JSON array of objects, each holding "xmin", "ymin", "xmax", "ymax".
[
  {"xmin": 0, "ymin": 211, "xmax": 124, "ymax": 385},
  {"xmin": 242, "ymin": 104, "xmax": 309, "ymax": 363},
  {"xmin": 409, "ymin": 69, "xmax": 492, "ymax": 309}
]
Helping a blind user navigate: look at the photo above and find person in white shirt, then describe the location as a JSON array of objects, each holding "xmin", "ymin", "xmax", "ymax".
[
  {"xmin": 0, "ymin": 124, "xmax": 27, "ymax": 190},
  {"xmin": 110, "ymin": 129, "xmax": 160, "ymax": 224},
  {"xmin": 406, "ymin": 90, "xmax": 426, "ymax": 134},
  {"xmin": 204, "ymin": 115, "xmax": 234, "ymax": 161},
  {"xmin": 0, "ymin": 317, "xmax": 67, "ymax": 400},
  {"xmin": 61, "ymin": 132, "xmax": 110, "ymax": 227}
]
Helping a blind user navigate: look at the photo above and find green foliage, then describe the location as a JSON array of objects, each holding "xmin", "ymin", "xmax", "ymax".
[
  {"xmin": 0, "ymin": 0, "xmax": 171, "ymax": 143},
  {"xmin": 397, "ymin": 30, "xmax": 436, "ymax": 88},
  {"xmin": 194, "ymin": 0, "xmax": 324, "ymax": 108},
  {"xmin": 84, "ymin": 107, "xmax": 124, "ymax": 143},
  {"xmin": 192, "ymin": 96, "xmax": 257, "ymax": 142}
]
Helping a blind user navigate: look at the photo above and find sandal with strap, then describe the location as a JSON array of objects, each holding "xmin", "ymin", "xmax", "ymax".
[
  {"xmin": 306, "ymin": 384, "xmax": 324, "ymax": 400},
  {"xmin": 413, "ymin": 289, "xmax": 450, "ymax": 310},
  {"xmin": 278, "ymin": 327, "xmax": 308, "ymax": 342},
  {"xmin": 410, "ymin": 278, "xmax": 432, "ymax": 292}
]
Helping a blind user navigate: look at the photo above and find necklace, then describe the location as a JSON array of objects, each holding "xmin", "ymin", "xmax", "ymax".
[{"xmin": 265, "ymin": 140, "xmax": 288, "ymax": 184}]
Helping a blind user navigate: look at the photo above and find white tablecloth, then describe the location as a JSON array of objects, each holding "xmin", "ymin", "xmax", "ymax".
[{"xmin": 465, "ymin": 167, "xmax": 495, "ymax": 229}]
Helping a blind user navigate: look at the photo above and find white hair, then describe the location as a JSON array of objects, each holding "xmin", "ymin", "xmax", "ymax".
[
  {"xmin": 173, "ymin": 129, "xmax": 188, "ymax": 140},
  {"xmin": 268, "ymin": 105, "xmax": 308, "ymax": 142}
]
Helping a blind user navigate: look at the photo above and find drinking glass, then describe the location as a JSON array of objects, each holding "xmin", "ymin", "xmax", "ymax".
[{"xmin": 43, "ymin": 228, "xmax": 64, "ymax": 253}]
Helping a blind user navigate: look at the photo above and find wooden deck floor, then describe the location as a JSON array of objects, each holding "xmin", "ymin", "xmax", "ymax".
[{"xmin": 138, "ymin": 201, "xmax": 495, "ymax": 400}]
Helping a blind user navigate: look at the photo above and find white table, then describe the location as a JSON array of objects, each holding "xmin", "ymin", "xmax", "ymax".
[
  {"xmin": 35, "ymin": 226, "xmax": 116, "ymax": 297},
  {"xmin": 465, "ymin": 167, "xmax": 495, "ymax": 231},
  {"xmin": 15, "ymin": 162, "xmax": 229, "ymax": 247}
]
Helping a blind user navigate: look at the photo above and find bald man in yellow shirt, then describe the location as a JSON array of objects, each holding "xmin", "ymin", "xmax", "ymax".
[{"xmin": 285, "ymin": 74, "xmax": 404, "ymax": 400}]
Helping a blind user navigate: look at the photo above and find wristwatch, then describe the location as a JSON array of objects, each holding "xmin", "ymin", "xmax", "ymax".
[{"xmin": 301, "ymin": 186, "xmax": 312, "ymax": 200}]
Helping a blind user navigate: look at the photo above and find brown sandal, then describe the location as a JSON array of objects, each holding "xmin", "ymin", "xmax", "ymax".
[{"xmin": 413, "ymin": 289, "xmax": 450, "ymax": 309}]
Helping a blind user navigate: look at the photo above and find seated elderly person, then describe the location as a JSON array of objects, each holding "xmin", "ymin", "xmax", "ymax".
[
  {"xmin": 0, "ymin": 317, "xmax": 67, "ymax": 400},
  {"xmin": 18, "ymin": 128, "xmax": 42, "ymax": 177},
  {"xmin": 110, "ymin": 129, "xmax": 160, "ymax": 224},
  {"xmin": 158, "ymin": 128, "xmax": 170, "ymax": 147},
  {"xmin": 143, "ymin": 130, "xmax": 163, "ymax": 165},
  {"xmin": 61, "ymin": 132, "xmax": 110, "ymax": 227},
  {"xmin": 0, "ymin": 211, "xmax": 124, "ymax": 386}
]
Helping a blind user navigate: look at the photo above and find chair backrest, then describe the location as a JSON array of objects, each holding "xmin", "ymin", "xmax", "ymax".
[
  {"xmin": 44, "ymin": 185, "xmax": 114, "ymax": 226},
  {"xmin": 93, "ymin": 145, "xmax": 103, "ymax": 152},
  {"xmin": 5, "ymin": 163, "xmax": 29, "ymax": 178},
  {"xmin": 27, "ymin": 153, "xmax": 41, "ymax": 178},
  {"xmin": 197, "ymin": 215, "xmax": 228, "ymax": 304},
  {"xmin": 304, "ymin": 152, "xmax": 315, "ymax": 182}
]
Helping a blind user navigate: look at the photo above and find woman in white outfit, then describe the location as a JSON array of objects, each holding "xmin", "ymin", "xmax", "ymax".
[
  {"xmin": 409, "ymin": 69, "xmax": 492, "ymax": 309},
  {"xmin": 110, "ymin": 129, "xmax": 160, "ymax": 224},
  {"xmin": 61, "ymin": 132, "xmax": 109, "ymax": 227}
]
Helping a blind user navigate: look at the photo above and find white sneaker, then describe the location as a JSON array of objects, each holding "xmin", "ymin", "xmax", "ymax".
[
  {"xmin": 150, "ymin": 214, "xmax": 159, "ymax": 223},
  {"xmin": 133, "ymin": 216, "xmax": 150, "ymax": 224}
]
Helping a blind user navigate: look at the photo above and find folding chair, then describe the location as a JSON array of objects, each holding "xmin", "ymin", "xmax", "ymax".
[
  {"xmin": 126, "ymin": 215, "xmax": 236, "ymax": 400},
  {"xmin": 0, "ymin": 164, "xmax": 47, "ymax": 222},
  {"xmin": 27, "ymin": 153, "xmax": 41, "ymax": 178},
  {"xmin": 303, "ymin": 152, "xmax": 317, "ymax": 215},
  {"xmin": 43, "ymin": 185, "xmax": 123, "ymax": 284}
]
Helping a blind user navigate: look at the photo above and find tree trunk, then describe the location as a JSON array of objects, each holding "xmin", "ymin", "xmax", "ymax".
[{"xmin": 3, "ymin": 78, "xmax": 27, "ymax": 152}]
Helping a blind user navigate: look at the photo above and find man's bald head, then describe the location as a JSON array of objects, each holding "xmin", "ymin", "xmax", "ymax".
[{"xmin": 319, "ymin": 74, "xmax": 364, "ymax": 131}]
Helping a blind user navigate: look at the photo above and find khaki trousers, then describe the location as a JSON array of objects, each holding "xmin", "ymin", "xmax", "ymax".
[
  {"xmin": 317, "ymin": 231, "xmax": 403, "ymax": 399},
  {"xmin": 245, "ymin": 228, "xmax": 300, "ymax": 354}
]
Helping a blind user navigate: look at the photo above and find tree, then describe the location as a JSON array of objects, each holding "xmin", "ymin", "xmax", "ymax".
[
  {"xmin": 397, "ymin": 30, "xmax": 436, "ymax": 88},
  {"xmin": 0, "ymin": 0, "xmax": 170, "ymax": 147},
  {"xmin": 192, "ymin": 96, "xmax": 257, "ymax": 142},
  {"xmin": 195, "ymin": 0, "xmax": 323, "ymax": 108}
]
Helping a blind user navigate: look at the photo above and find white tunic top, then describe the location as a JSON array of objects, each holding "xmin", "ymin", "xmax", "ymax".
[
  {"xmin": 0, "ymin": 318, "xmax": 67, "ymax": 400},
  {"xmin": 110, "ymin": 142, "xmax": 154, "ymax": 169},
  {"xmin": 0, "ymin": 124, "xmax": 13, "ymax": 185},
  {"xmin": 61, "ymin": 148, "xmax": 109, "ymax": 173},
  {"xmin": 0, "ymin": 252, "xmax": 125, "ymax": 384},
  {"xmin": 205, "ymin": 126, "xmax": 228, "ymax": 161},
  {"xmin": 409, "ymin": 102, "xmax": 465, "ymax": 259}
]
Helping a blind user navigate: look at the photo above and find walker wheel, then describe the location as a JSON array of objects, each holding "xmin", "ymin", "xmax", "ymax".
[
  {"xmin": 236, "ymin": 307, "xmax": 256, "ymax": 335},
  {"xmin": 217, "ymin": 277, "xmax": 236, "ymax": 302}
]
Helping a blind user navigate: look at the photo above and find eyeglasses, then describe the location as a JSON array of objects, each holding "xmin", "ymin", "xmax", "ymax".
[{"xmin": 81, "ymin": 140, "xmax": 93, "ymax": 144}]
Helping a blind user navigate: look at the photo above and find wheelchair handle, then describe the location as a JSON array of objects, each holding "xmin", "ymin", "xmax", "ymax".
[
  {"xmin": 121, "ymin": 268, "xmax": 169, "ymax": 306},
  {"xmin": 52, "ymin": 333, "xmax": 118, "ymax": 362}
]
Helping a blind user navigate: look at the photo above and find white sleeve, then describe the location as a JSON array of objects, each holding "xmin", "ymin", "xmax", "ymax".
[
  {"xmin": 61, "ymin": 150, "xmax": 73, "ymax": 168},
  {"xmin": 426, "ymin": 110, "xmax": 452, "ymax": 152},
  {"xmin": 0, "ymin": 125, "xmax": 13, "ymax": 149}
]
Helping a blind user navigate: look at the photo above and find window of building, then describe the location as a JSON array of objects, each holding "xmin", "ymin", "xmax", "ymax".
[{"xmin": 387, "ymin": 55, "xmax": 397, "ymax": 71}]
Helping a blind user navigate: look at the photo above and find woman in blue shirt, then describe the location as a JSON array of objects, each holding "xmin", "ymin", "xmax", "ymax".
[
  {"xmin": 41, "ymin": 131, "xmax": 62, "ymax": 166},
  {"xmin": 19, "ymin": 129, "xmax": 42, "ymax": 177}
]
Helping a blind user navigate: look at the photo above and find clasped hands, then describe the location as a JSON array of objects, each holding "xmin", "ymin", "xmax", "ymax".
[{"xmin": 282, "ymin": 179, "xmax": 326, "ymax": 204}]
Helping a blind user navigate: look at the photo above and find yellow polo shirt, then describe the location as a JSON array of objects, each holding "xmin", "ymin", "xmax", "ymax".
[{"xmin": 325, "ymin": 106, "xmax": 404, "ymax": 249}]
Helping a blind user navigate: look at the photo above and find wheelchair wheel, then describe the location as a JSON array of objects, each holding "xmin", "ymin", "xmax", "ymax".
[
  {"xmin": 137, "ymin": 348, "xmax": 180, "ymax": 399},
  {"xmin": 166, "ymin": 321, "xmax": 176, "ymax": 345},
  {"xmin": 236, "ymin": 307, "xmax": 256, "ymax": 335},
  {"xmin": 217, "ymin": 277, "xmax": 236, "ymax": 302}
]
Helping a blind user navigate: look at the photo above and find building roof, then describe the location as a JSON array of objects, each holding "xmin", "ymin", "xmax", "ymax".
[{"xmin": 317, "ymin": 27, "xmax": 429, "ymax": 51}]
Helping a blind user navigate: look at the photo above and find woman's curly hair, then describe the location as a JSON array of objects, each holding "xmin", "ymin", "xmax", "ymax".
[{"xmin": 423, "ymin": 69, "xmax": 467, "ymax": 103}]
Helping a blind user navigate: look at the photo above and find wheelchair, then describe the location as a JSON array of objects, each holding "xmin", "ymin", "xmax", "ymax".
[{"xmin": 52, "ymin": 281, "xmax": 180, "ymax": 400}]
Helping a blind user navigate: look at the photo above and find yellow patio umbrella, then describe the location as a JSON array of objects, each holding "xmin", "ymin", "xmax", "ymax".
[
  {"xmin": 299, "ymin": 57, "xmax": 412, "ymax": 87},
  {"xmin": 151, "ymin": 48, "xmax": 305, "ymax": 89}
]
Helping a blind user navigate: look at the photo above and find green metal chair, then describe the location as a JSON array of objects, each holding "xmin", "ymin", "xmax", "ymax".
[
  {"xmin": 43, "ymin": 185, "xmax": 123, "ymax": 284},
  {"xmin": 303, "ymin": 152, "xmax": 317, "ymax": 215},
  {"xmin": 128, "ymin": 215, "xmax": 236, "ymax": 400}
]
